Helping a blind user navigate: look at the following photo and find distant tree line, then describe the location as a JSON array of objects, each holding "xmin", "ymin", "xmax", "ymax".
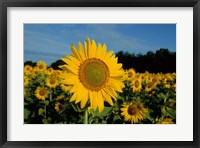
[
  {"xmin": 116, "ymin": 48, "xmax": 176, "ymax": 73},
  {"xmin": 24, "ymin": 48, "xmax": 176, "ymax": 73}
]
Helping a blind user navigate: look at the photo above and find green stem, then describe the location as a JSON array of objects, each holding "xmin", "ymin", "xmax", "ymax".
[
  {"xmin": 50, "ymin": 91, "xmax": 52, "ymax": 101},
  {"xmin": 84, "ymin": 108, "xmax": 88, "ymax": 124},
  {"xmin": 44, "ymin": 105, "xmax": 47, "ymax": 119}
]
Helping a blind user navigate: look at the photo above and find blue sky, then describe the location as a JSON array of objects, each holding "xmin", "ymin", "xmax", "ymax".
[{"xmin": 24, "ymin": 24, "xmax": 176, "ymax": 66}]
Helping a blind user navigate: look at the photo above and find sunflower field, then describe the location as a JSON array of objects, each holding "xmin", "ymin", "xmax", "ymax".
[{"xmin": 24, "ymin": 38, "xmax": 176, "ymax": 124}]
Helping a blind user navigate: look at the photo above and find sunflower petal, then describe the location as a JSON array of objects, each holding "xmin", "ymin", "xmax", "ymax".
[
  {"xmin": 97, "ymin": 91, "xmax": 104, "ymax": 112},
  {"xmin": 71, "ymin": 44, "xmax": 82, "ymax": 61},
  {"xmin": 80, "ymin": 89, "xmax": 89, "ymax": 109},
  {"xmin": 101, "ymin": 90, "xmax": 113, "ymax": 106}
]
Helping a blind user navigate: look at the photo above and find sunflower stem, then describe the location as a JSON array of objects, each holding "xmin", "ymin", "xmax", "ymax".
[
  {"xmin": 50, "ymin": 91, "xmax": 52, "ymax": 101},
  {"xmin": 84, "ymin": 108, "xmax": 88, "ymax": 124},
  {"xmin": 44, "ymin": 104, "xmax": 47, "ymax": 119}
]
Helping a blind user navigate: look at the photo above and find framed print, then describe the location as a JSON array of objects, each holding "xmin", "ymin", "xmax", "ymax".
[{"xmin": 0, "ymin": 0, "xmax": 200, "ymax": 148}]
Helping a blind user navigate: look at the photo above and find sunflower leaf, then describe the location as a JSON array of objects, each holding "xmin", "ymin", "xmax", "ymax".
[
  {"xmin": 38, "ymin": 108, "xmax": 44, "ymax": 116},
  {"xmin": 90, "ymin": 107, "xmax": 113, "ymax": 118},
  {"xmin": 24, "ymin": 108, "xmax": 30, "ymax": 119},
  {"xmin": 113, "ymin": 115, "xmax": 121, "ymax": 121},
  {"xmin": 165, "ymin": 107, "xmax": 176, "ymax": 119}
]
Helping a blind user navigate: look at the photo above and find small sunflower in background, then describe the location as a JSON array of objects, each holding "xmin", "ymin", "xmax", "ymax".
[
  {"xmin": 59, "ymin": 38, "xmax": 124, "ymax": 112},
  {"xmin": 121, "ymin": 101, "xmax": 148, "ymax": 123},
  {"xmin": 24, "ymin": 65, "xmax": 33, "ymax": 75},
  {"xmin": 46, "ymin": 76, "xmax": 58, "ymax": 88},
  {"xmin": 35, "ymin": 87, "xmax": 49, "ymax": 100},
  {"xmin": 45, "ymin": 67, "xmax": 54, "ymax": 76},
  {"xmin": 54, "ymin": 102, "xmax": 64, "ymax": 113},
  {"xmin": 60, "ymin": 84, "xmax": 72, "ymax": 92},
  {"xmin": 127, "ymin": 68, "xmax": 136, "ymax": 81},
  {"xmin": 157, "ymin": 118, "xmax": 174, "ymax": 124},
  {"xmin": 32, "ymin": 67, "xmax": 40, "ymax": 77},
  {"xmin": 36, "ymin": 61, "xmax": 47, "ymax": 72},
  {"xmin": 24, "ymin": 76, "xmax": 29, "ymax": 87},
  {"xmin": 145, "ymin": 82, "xmax": 155, "ymax": 93},
  {"xmin": 131, "ymin": 77, "xmax": 142, "ymax": 93}
]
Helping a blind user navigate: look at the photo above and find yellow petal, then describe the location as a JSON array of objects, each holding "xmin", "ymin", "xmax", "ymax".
[
  {"xmin": 89, "ymin": 91, "xmax": 98, "ymax": 111},
  {"xmin": 95, "ymin": 43, "xmax": 102, "ymax": 59},
  {"xmin": 78, "ymin": 42, "xmax": 86, "ymax": 61},
  {"xmin": 107, "ymin": 78, "xmax": 123, "ymax": 93},
  {"xmin": 66, "ymin": 55, "xmax": 81, "ymax": 66},
  {"xmin": 84, "ymin": 40, "xmax": 88, "ymax": 58},
  {"xmin": 75, "ymin": 91, "xmax": 83, "ymax": 104},
  {"xmin": 65, "ymin": 65, "xmax": 78, "ymax": 75},
  {"xmin": 70, "ymin": 92, "xmax": 78, "ymax": 102},
  {"xmin": 103, "ymin": 50, "xmax": 114, "ymax": 61},
  {"xmin": 60, "ymin": 58, "xmax": 79, "ymax": 70},
  {"xmin": 70, "ymin": 83, "xmax": 84, "ymax": 93},
  {"xmin": 97, "ymin": 91, "xmax": 104, "ymax": 112},
  {"xmin": 59, "ymin": 73, "xmax": 79, "ymax": 85},
  {"xmin": 71, "ymin": 44, "xmax": 82, "ymax": 61},
  {"xmin": 97, "ymin": 43, "xmax": 107, "ymax": 59},
  {"xmin": 103, "ymin": 86, "xmax": 117, "ymax": 100},
  {"xmin": 90, "ymin": 39, "xmax": 97, "ymax": 58},
  {"xmin": 80, "ymin": 88, "xmax": 89, "ymax": 109},
  {"xmin": 101, "ymin": 90, "xmax": 113, "ymax": 106},
  {"xmin": 85, "ymin": 38, "xmax": 92, "ymax": 58}
]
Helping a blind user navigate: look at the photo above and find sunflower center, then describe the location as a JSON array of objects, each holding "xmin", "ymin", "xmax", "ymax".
[
  {"xmin": 135, "ymin": 80, "xmax": 140, "ymax": 87},
  {"xmin": 50, "ymin": 79, "xmax": 56, "ymax": 85},
  {"xmin": 79, "ymin": 58, "xmax": 110, "ymax": 91},
  {"xmin": 127, "ymin": 104, "xmax": 138, "ymax": 115},
  {"xmin": 39, "ymin": 90, "xmax": 45, "ymax": 96},
  {"xmin": 128, "ymin": 72, "xmax": 133, "ymax": 78},
  {"xmin": 39, "ymin": 65, "xmax": 44, "ymax": 69}
]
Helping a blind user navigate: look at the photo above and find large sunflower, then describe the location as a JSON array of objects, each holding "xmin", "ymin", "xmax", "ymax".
[
  {"xmin": 59, "ymin": 38, "xmax": 124, "ymax": 112},
  {"xmin": 121, "ymin": 101, "xmax": 148, "ymax": 123}
]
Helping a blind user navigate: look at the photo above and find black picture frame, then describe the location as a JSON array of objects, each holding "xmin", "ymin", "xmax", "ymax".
[{"xmin": 0, "ymin": 0, "xmax": 199, "ymax": 148}]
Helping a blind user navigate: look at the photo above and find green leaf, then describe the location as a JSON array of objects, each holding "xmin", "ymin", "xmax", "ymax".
[
  {"xmin": 157, "ymin": 93, "xmax": 166, "ymax": 99},
  {"xmin": 24, "ymin": 108, "xmax": 30, "ymax": 119},
  {"xmin": 42, "ymin": 119, "xmax": 48, "ymax": 124},
  {"xmin": 38, "ymin": 108, "xmax": 44, "ymax": 116},
  {"xmin": 165, "ymin": 107, "xmax": 176, "ymax": 119},
  {"xmin": 113, "ymin": 115, "xmax": 122, "ymax": 121},
  {"xmin": 101, "ymin": 120, "xmax": 107, "ymax": 124},
  {"xmin": 90, "ymin": 107, "xmax": 113, "ymax": 118},
  {"xmin": 47, "ymin": 117, "xmax": 51, "ymax": 122},
  {"xmin": 44, "ymin": 100, "xmax": 49, "ymax": 105},
  {"xmin": 25, "ymin": 97, "xmax": 33, "ymax": 103}
]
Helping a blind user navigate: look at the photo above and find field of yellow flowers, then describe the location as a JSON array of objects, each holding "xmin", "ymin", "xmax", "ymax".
[{"xmin": 24, "ymin": 38, "xmax": 176, "ymax": 124}]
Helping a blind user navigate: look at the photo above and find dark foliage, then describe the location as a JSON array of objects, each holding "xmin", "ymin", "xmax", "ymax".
[{"xmin": 116, "ymin": 48, "xmax": 176, "ymax": 73}]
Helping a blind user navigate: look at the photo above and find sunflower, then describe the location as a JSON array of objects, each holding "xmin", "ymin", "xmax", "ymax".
[
  {"xmin": 157, "ymin": 118, "xmax": 174, "ymax": 124},
  {"xmin": 127, "ymin": 68, "xmax": 136, "ymax": 80},
  {"xmin": 145, "ymin": 82, "xmax": 155, "ymax": 93},
  {"xmin": 36, "ymin": 61, "xmax": 47, "ymax": 72},
  {"xmin": 55, "ymin": 102, "xmax": 63, "ymax": 113},
  {"xmin": 59, "ymin": 38, "xmax": 124, "ymax": 112},
  {"xmin": 121, "ymin": 101, "xmax": 148, "ymax": 123},
  {"xmin": 35, "ymin": 87, "xmax": 48, "ymax": 100},
  {"xmin": 60, "ymin": 84, "xmax": 72, "ymax": 92},
  {"xmin": 45, "ymin": 67, "xmax": 54, "ymax": 75},
  {"xmin": 24, "ymin": 76, "xmax": 29, "ymax": 87},
  {"xmin": 131, "ymin": 78, "xmax": 142, "ymax": 93},
  {"xmin": 24, "ymin": 65, "xmax": 33, "ymax": 75},
  {"xmin": 46, "ymin": 76, "xmax": 58, "ymax": 88}
]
